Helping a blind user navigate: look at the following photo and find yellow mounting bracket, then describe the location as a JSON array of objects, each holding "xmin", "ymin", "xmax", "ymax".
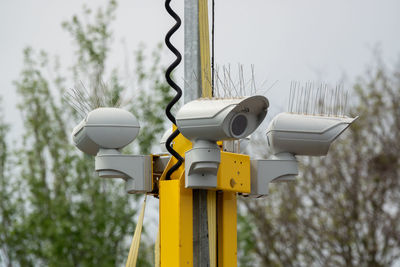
[{"xmin": 217, "ymin": 152, "xmax": 251, "ymax": 193}]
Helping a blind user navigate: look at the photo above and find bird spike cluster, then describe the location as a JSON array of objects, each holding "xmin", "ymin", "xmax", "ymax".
[
  {"xmin": 185, "ymin": 64, "xmax": 277, "ymax": 99},
  {"xmin": 63, "ymin": 81, "xmax": 131, "ymax": 118},
  {"xmin": 288, "ymin": 82, "xmax": 349, "ymax": 117}
]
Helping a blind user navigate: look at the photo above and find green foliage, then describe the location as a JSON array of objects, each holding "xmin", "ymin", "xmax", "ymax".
[
  {"xmin": 9, "ymin": 48, "xmax": 138, "ymax": 266},
  {"xmin": 238, "ymin": 57, "xmax": 400, "ymax": 266},
  {"xmin": 62, "ymin": 0, "xmax": 117, "ymax": 87},
  {"xmin": 237, "ymin": 212, "xmax": 258, "ymax": 267},
  {"xmin": 0, "ymin": 100, "xmax": 18, "ymax": 267},
  {"xmin": 0, "ymin": 0, "xmax": 171, "ymax": 265}
]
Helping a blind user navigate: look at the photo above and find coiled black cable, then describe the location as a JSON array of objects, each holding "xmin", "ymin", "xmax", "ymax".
[{"xmin": 164, "ymin": 0, "xmax": 184, "ymax": 180}]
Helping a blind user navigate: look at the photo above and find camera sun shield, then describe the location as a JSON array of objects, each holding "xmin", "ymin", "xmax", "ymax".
[
  {"xmin": 72, "ymin": 107, "xmax": 140, "ymax": 156},
  {"xmin": 267, "ymin": 113, "xmax": 358, "ymax": 156}
]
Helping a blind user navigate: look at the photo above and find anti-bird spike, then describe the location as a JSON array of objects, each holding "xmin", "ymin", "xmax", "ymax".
[
  {"xmin": 185, "ymin": 64, "xmax": 276, "ymax": 100},
  {"xmin": 63, "ymin": 81, "xmax": 128, "ymax": 119},
  {"xmin": 288, "ymin": 81, "xmax": 349, "ymax": 117}
]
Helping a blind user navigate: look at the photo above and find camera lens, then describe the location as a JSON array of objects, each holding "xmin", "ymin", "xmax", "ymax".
[{"xmin": 231, "ymin": 114, "xmax": 247, "ymax": 137}]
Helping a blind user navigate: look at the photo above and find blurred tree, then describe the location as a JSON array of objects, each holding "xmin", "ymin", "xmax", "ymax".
[
  {"xmin": 0, "ymin": 0, "xmax": 172, "ymax": 266},
  {"xmin": 0, "ymin": 100, "xmax": 17, "ymax": 267},
  {"xmin": 238, "ymin": 57, "xmax": 400, "ymax": 266},
  {"xmin": 130, "ymin": 43, "xmax": 174, "ymax": 154}
]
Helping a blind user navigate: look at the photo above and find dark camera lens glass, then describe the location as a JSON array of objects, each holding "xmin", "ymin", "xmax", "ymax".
[{"xmin": 231, "ymin": 114, "xmax": 247, "ymax": 136}]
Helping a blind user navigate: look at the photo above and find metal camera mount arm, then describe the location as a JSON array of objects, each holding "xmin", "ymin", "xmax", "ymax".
[{"xmin": 95, "ymin": 149, "xmax": 152, "ymax": 194}]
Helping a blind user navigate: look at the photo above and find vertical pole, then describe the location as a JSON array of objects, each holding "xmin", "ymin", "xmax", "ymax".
[
  {"xmin": 217, "ymin": 192, "xmax": 237, "ymax": 267},
  {"xmin": 184, "ymin": 0, "xmax": 210, "ymax": 266},
  {"xmin": 199, "ymin": 0, "xmax": 212, "ymax": 98},
  {"xmin": 193, "ymin": 190, "xmax": 209, "ymax": 267},
  {"xmin": 184, "ymin": 0, "xmax": 201, "ymax": 103}
]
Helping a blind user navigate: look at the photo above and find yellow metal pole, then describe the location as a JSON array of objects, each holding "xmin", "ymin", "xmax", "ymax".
[
  {"xmin": 207, "ymin": 191, "xmax": 217, "ymax": 267},
  {"xmin": 217, "ymin": 192, "xmax": 237, "ymax": 267},
  {"xmin": 160, "ymin": 178, "xmax": 193, "ymax": 266}
]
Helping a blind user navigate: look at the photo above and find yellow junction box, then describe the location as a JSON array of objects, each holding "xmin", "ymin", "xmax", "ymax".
[{"xmin": 216, "ymin": 152, "xmax": 251, "ymax": 193}]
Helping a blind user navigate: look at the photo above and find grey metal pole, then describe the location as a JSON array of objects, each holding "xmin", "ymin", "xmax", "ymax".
[
  {"xmin": 184, "ymin": 0, "xmax": 210, "ymax": 266},
  {"xmin": 184, "ymin": 0, "xmax": 202, "ymax": 103}
]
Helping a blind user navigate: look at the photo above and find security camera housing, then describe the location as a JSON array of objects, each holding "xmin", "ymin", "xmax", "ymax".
[
  {"xmin": 248, "ymin": 112, "xmax": 357, "ymax": 197},
  {"xmin": 72, "ymin": 107, "xmax": 140, "ymax": 156},
  {"xmin": 176, "ymin": 96, "xmax": 269, "ymax": 142},
  {"xmin": 175, "ymin": 96, "xmax": 269, "ymax": 189},
  {"xmin": 266, "ymin": 113, "xmax": 357, "ymax": 156},
  {"xmin": 71, "ymin": 108, "xmax": 152, "ymax": 194}
]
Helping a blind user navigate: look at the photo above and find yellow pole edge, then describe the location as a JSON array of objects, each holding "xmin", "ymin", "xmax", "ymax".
[
  {"xmin": 199, "ymin": 2, "xmax": 216, "ymax": 264},
  {"xmin": 207, "ymin": 191, "xmax": 217, "ymax": 267},
  {"xmin": 199, "ymin": 0, "xmax": 212, "ymax": 98},
  {"xmin": 218, "ymin": 192, "xmax": 238, "ymax": 267}
]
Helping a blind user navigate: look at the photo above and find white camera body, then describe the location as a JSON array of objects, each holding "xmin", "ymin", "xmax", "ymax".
[
  {"xmin": 266, "ymin": 113, "xmax": 357, "ymax": 156},
  {"xmin": 71, "ymin": 108, "xmax": 152, "ymax": 194},
  {"xmin": 176, "ymin": 96, "xmax": 269, "ymax": 142},
  {"xmin": 72, "ymin": 108, "xmax": 140, "ymax": 156},
  {"xmin": 175, "ymin": 96, "xmax": 269, "ymax": 189}
]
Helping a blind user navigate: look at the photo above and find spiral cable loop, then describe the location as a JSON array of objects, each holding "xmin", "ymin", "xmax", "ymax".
[{"xmin": 164, "ymin": 0, "xmax": 184, "ymax": 180}]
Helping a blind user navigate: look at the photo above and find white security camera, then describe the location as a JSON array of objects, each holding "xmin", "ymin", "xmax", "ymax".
[
  {"xmin": 71, "ymin": 108, "xmax": 152, "ymax": 194},
  {"xmin": 72, "ymin": 107, "xmax": 140, "ymax": 156},
  {"xmin": 176, "ymin": 96, "xmax": 269, "ymax": 141},
  {"xmin": 249, "ymin": 112, "xmax": 357, "ymax": 197},
  {"xmin": 175, "ymin": 96, "xmax": 269, "ymax": 189},
  {"xmin": 266, "ymin": 113, "xmax": 358, "ymax": 157}
]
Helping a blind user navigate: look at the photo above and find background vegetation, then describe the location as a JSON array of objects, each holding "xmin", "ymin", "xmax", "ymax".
[
  {"xmin": 238, "ymin": 55, "xmax": 400, "ymax": 266},
  {"xmin": 0, "ymin": 1, "xmax": 171, "ymax": 266}
]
